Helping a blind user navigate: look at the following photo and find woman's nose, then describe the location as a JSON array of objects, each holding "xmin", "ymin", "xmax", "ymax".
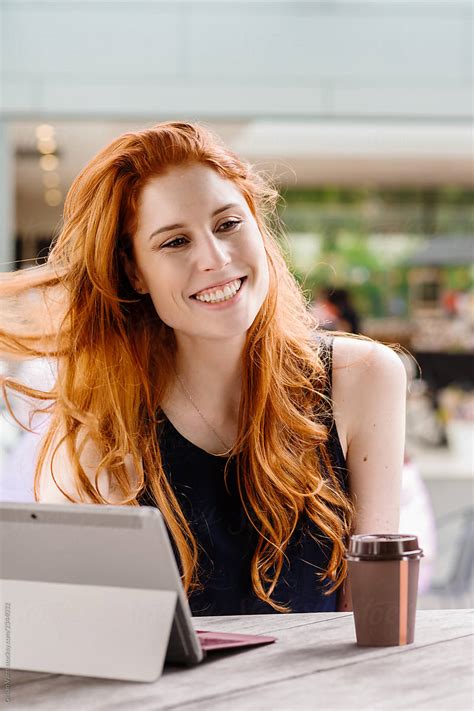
[{"xmin": 195, "ymin": 234, "xmax": 231, "ymax": 271}]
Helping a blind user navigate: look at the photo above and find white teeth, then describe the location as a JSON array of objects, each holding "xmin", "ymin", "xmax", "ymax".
[{"xmin": 195, "ymin": 278, "xmax": 243, "ymax": 303}]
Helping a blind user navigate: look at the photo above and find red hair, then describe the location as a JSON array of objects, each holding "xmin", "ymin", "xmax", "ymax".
[{"xmin": 0, "ymin": 122, "xmax": 354, "ymax": 611}]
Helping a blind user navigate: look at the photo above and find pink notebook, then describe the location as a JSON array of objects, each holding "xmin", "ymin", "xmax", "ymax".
[{"xmin": 196, "ymin": 630, "xmax": 276, "ymax": 651}]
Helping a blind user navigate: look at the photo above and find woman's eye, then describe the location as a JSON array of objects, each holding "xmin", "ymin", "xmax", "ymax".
[
  {"xmin": 158, "ymin": 220, "xmax": 241, "ymax": 249},
  {"xmin": 161, "ymin": 237, "xmax": 188, "ymax": 249},
  {"xmin": 218, "ymin": 219, "xmax": 242, "ymax": 232}
]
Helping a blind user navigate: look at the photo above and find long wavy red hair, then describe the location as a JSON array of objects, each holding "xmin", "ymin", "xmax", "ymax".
[{"xmin": 0, "ymin": 122, "xmax": 354, "ymax": 611}]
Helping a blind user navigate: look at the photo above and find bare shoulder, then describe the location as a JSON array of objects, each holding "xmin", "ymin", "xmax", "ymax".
[
  {"xmin": 332, "ymin": 335, "xmax": 407, "ymax": 386},
  {"xmin": 330, "ymin": 335, "xmax": 407, "ymax": 448}
]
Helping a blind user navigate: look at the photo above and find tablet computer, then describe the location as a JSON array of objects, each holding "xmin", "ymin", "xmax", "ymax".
[{"xmin": 0, "ymin": 502, "xmax": 275, "ymax": 677}]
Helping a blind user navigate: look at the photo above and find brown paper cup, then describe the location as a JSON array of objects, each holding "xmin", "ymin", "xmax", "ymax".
[
  {"xmin": 345, "ymin": 534, "xmax": 423, "ymax": 647},
  {"xmin": 348, "ymin": 557, "xmax": 420, "ymax": 646}
]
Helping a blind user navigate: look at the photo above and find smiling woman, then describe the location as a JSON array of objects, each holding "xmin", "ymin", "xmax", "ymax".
[
  {"xmin": 123, "ymin": 163, "xmax": 270, "ymax": 342},
  {"xmin": 0, "ymin": 122, "xmax": 406, "ymax": 615}
]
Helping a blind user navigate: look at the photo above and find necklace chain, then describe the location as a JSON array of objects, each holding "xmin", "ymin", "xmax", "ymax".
[{"xmin": 173, "ymin": 368, "xmax": 233, "ymax": 457}]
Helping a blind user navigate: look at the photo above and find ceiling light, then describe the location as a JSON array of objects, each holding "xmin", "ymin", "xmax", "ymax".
[
  {"xmin": 35, "ymin": 124, "xmax": 55, "ymax": 141},
  {"xmin": 44, "ymin": 189, "xmax": 63, "ymax": 207},
  {"xmin": 40, "ymin": 154, "xmax": 59, "ymax": 171},
  {"xmin": 37, "ymin": 137, "xmax": 57, "ymax": 155}
]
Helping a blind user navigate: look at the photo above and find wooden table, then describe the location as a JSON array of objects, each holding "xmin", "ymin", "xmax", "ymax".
[{"xmin": 3, "ymin": 610, "xmax": 472, "ymax": 710}]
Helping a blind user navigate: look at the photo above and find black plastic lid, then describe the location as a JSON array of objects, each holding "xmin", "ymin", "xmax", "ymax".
[{"xmin": 345, "ymin": 534, "xmax": 424, "ymax": 561}]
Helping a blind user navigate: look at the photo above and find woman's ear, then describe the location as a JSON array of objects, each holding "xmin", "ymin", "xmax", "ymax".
[{"xmin": 120, "ymin": 248, "xmax": 149, "ymax": 295}]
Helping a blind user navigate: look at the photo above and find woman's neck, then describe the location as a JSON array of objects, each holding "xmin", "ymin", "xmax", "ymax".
[{"xmin": 173, "ymin": 332, "xmax": 245, "ymax": 420}]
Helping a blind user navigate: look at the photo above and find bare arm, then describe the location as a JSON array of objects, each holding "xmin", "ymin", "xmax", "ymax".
[
  {"xmin": 331, "ymin": 337, "xmax": 407, "ymax": 611},
  {"xmin": 38, "ymin": 427, "xmax": 124, "ymax": 504}
]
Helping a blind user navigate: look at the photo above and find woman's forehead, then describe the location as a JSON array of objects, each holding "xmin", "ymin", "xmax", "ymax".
[
  {"xmin": 137, "ymin": 165, "xmax": 249, "ymax": 241},
  {"xmin": 141, "ymin": 164, "xmax": 243, "ymax": 205},
  {"xmin": 136, "ymin": 164, "xmax": 247, "ymax": 231}
]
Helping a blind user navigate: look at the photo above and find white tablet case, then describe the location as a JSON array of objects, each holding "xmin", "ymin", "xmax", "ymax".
[{"xmin": 0, "ymin": 579, "xmax": 177, "ymax": 683}]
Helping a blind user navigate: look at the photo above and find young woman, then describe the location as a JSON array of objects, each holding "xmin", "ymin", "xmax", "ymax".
[{"xmin": 0, "ymin": 122, "xmax": 406, "ymax": 615}]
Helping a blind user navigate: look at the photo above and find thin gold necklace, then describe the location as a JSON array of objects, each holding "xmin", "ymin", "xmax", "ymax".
[{"xmin": 173, "ymin": 367, "xmax": 233, "ymax": 457}]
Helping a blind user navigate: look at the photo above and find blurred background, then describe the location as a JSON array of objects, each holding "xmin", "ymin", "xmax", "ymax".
[{"xmin": 0, "ymin": 0, "xmax": 472, "ymax": 609}]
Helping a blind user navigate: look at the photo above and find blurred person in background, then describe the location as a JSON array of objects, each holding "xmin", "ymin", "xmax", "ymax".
[
  {"xmin": 0, "ymin": 122, "xmax": 406, "ymax": 616},
  {"xmin": 311, "ymin": 287, "xmax": 361, "ymax": 334},
  {"xmin": 326, "ymin": 288, "xmax": 361, "ymax": 334}
]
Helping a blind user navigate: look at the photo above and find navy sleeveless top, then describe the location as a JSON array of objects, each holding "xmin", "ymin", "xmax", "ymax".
[{"xmin": 138, "ymin": 336, "xmax": 348, "ymax": 615}]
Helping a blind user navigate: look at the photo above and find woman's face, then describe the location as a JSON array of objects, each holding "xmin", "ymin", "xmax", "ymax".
[{"xmin": 130, "ymin": 163, "xmax": 270, "ymax": 341}]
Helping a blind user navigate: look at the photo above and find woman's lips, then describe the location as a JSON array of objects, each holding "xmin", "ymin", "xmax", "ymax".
[
  {"xmin": 191, "ymin": 276, "xmax": 246, "ymax": 299},
  {"xmin": 191, "ymin": 276, "xmax": 247, "ymax": 309}
]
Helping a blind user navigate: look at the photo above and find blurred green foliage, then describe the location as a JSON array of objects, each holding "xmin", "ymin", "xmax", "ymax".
[
  {"xmin": 277, "ymin": 187, "xmax": 473, "ymax": 319},
  {"xmin": 279, "ymin": 186, "xmax": 474, "ymax": 235}
]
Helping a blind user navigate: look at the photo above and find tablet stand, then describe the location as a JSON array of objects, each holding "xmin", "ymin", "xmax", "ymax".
[{"xmin": 0, "ymin": 579, "xmax": 177, "ymax": 682}]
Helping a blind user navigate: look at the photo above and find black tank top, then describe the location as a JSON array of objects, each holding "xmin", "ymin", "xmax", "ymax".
[{"xmin": 138, "ymin": 336, "xmax": 348, "ymax": 615}]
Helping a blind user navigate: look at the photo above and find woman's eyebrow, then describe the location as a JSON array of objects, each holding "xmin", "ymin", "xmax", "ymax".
[{"xmin": 148, "ymin": 203, "xmax": 241, "ymax": 241}]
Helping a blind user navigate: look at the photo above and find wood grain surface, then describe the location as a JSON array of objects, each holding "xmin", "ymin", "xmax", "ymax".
[{"xmin": 2, "ymin": 610, "xmax": 472, "ymax": 710}]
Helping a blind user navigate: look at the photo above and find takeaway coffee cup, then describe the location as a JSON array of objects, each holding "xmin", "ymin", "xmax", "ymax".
[{"xmin": 345, "ymin": 534, "xmax": 423, "ymax": 647}]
